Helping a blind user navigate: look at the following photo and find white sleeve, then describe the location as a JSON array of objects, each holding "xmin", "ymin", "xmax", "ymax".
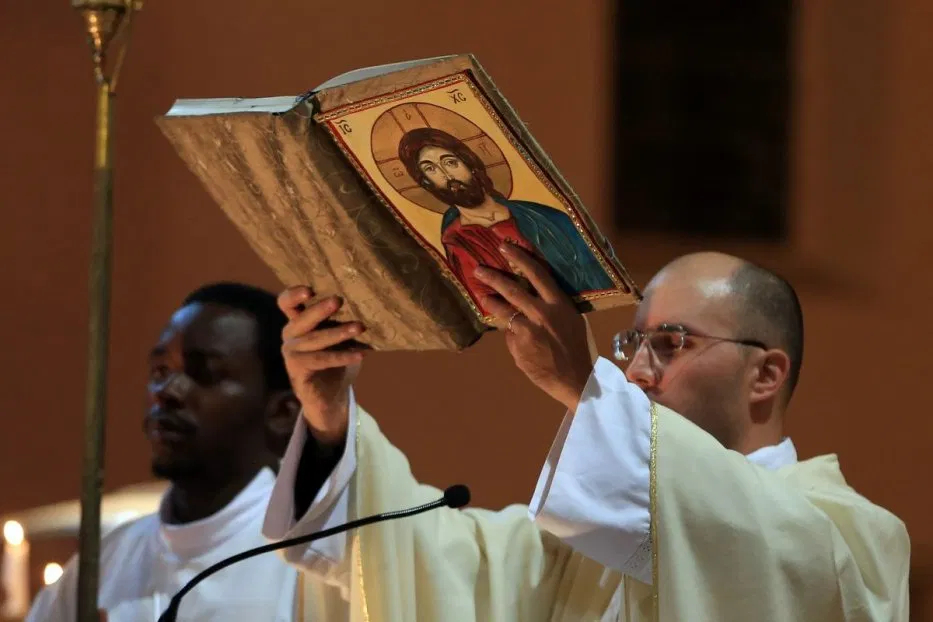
[
  {"xmin": 529, "ymin": 356, "xmax": 654, "ymax": 584},
  {"xmin": 262, "ymin": 390, "xmax": 359, "ymax": 597}
]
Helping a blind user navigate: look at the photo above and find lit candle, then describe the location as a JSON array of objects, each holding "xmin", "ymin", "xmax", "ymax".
[
  {"xmin": 1, "ymin": 520, "xmax": 30, "ymax": 618},
  {"xmin": 43, "ymin": 563, "xmax": 64, "ymax": 586}
]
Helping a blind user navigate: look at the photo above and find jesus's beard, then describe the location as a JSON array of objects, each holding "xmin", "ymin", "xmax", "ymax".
[{"xmin": 428, "ymin": 178, "xmax": 487, "ymax": 208}]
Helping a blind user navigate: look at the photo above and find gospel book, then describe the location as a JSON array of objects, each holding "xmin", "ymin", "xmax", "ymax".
[{"xmin": 156, "ymin": 54, "xmax": 640, "ymax": 351}]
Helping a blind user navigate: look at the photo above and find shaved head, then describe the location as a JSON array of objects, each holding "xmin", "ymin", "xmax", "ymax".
[
  {"xmin": 655, "ymin": 252, "xmax": 804, "ymax": 400},
  {"xmin": 629, "ymin": 252, "xmax": 804, "ymax": 452},
  {"xmin": 728, "ymin": 261, "xmax": 804, "ymax": 399}
]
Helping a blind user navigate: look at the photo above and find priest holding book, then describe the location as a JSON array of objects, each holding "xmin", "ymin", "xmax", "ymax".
[{"xmin": 264, "ymin": 248, "xmax": 909, "ymax": 621}]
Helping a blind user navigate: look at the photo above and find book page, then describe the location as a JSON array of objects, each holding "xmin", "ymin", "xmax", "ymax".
[
  {"xmin": 312, "ymin": 56, "xmax": 455, "ymax": 91},
  {"xmin": 164, "ymin": 57, "xmax": 456, "ymax": 117}
]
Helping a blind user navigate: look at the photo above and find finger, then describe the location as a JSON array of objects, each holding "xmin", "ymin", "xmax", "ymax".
[
  {"xmin": 474, "ymin": 266, "xmax": 543, "ymax": 320},
  {"xmin": 284, "ymin": 322, "xmax": 363, "ymax": 353},
  {"xmin": 278, "ymin": 286, "xmax": 314, "ymax": 319},
  {"xmin": 499, "ymin": 244, "xmax": 568, "ymax": 305},
  {"xmin": 482, "ymin": 295, "xmax": 514, "ymax": 322},
  {"xmin": 483, "ymin": 296, "xmax": 532, "ymax": 334},
  {"xmin": 287, "ymin": 348, "xmax": 364, "ymax": 372},
  {"xmin": 282, "ymin": 296, "xmax": 343, "ymax": 340}
]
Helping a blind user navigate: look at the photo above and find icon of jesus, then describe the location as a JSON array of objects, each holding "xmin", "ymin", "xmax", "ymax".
[{"xmin": 397, "ymin": 127, "xmax": 614, "ymax": 311}]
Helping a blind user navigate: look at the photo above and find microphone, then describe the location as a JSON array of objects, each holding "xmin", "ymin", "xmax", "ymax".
[{"xmin": 157, "ymin": 484, "xmax": 471, "ymax": 622}]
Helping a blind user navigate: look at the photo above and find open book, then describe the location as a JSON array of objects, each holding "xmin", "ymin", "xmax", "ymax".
[{"xmin": 157, "ymin": 54, "xmax": 640, "ymax": 351}]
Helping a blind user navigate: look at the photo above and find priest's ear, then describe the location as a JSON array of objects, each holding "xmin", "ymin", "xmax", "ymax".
[
  {"xmin": 748, "ymin": 349, "xmax": 791, "ymax": 407},
  {"xmin": 263, "ymin": 390, "xmax": 301, "ymax": 459}
]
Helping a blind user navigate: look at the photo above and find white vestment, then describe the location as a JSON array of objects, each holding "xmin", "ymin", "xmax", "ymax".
[
  {"xmin": 28, "ymin": 468, "xmax": 300, "ymax": 622},
  {"xmin": 264, "ymin": 359, "xmax": 910, "ymax": 621}
]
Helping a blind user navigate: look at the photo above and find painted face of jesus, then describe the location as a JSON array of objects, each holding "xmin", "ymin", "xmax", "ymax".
[{"xmin": 417, "ymin": 145, "xmax": 487, "ymax": 208}]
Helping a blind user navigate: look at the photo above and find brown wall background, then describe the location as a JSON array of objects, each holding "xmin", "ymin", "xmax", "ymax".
[{"xmin": 2, "ymin": 0, "xmax": 931, "ymax": 618}]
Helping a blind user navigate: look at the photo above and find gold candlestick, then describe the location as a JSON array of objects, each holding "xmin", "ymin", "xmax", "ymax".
[{"xmin": 71, "ymin": 2, "xmax": 140, "ymax": 621}]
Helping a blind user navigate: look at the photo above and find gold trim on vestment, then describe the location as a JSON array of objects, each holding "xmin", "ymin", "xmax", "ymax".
[
  {"xmin": 297, "ymin": 572, "xmax": 304, "ymax": 620},
  {"xmin": 353, "ymin": 411, "xmax": 371, "ymax": 622},
  {"xmin": 649, "ymin": 402, "xmax": 659, "ymax": 622}
]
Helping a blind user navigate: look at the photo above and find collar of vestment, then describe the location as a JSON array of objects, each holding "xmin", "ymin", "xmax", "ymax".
[
  {"xmin": 745, "ymin": 437, "xmax": 798, "ymax": 470},
  {"xmin": 745, "ymin": 438, "xmax": 847, "ymax": 488},
  {"xmin": 156, "ymin": 467, "xmax": 275, "ymax": 558}
]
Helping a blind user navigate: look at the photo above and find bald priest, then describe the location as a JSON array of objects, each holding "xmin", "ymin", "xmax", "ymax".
[{"xmin": 264, "ymin": 248, "xmax": 910, "ymax": 621}]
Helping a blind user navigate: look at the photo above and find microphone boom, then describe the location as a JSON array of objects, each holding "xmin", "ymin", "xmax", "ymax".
[{"xmin": 157, "ymin": 484, "xmax": 470, "ymax": 622}]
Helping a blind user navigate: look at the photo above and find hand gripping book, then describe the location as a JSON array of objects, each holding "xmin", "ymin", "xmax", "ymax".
[{"xmin": 156, "ymin": 54, "xmax": 640, "ymax": 351}]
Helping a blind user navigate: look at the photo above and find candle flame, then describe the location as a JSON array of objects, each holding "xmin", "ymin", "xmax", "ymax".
[
  {"xmin": 2, "ymin": 520, "xmax": 24, "ymax": 546},
  {"xmin": 43, "ymin": 562, "xmax": 64, "ymax": 585}
]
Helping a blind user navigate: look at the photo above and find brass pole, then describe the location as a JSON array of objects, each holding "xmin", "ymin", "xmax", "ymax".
[
  {"xmin": 76, "ymin": 77, "xmax": 113, "ymax": 622},
  {"xmin": 71, "ymin": 3, "xmax": 140, "ymax": 621}
]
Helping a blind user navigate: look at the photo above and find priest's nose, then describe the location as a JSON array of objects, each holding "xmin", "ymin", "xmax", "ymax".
[{"xmin": 624, "ymin": 345, "xmax": 659, "ymax": 391}]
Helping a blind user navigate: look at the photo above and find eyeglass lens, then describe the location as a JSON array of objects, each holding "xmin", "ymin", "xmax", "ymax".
[{"xmin": 613, "ymin": 330, "xmax": 685, "ymax": 366}]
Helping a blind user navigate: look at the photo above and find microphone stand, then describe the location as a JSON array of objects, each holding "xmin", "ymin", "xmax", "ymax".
[{"xmin": 157, "ymin": 485, "xmax": 470, "ymax": 622}]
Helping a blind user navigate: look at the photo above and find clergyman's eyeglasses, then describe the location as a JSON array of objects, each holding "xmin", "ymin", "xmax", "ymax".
[{"xmin": 612, "ymin": 324, "xmax": 767, "ymax": 368}]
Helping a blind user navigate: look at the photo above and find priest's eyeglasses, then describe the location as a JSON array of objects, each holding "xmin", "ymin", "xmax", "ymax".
[{"xmin": 612, "ymin": 324, "xmax": 768, "ymax": 368}]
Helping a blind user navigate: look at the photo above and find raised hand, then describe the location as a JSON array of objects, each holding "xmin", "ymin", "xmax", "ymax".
[
  {"xmin": 279, "ymin": 287, "xmax": 365, "ymax": 446},
  {"xmin": 475, "ymin": 244, "xmax": 595, "ymax": 411}
]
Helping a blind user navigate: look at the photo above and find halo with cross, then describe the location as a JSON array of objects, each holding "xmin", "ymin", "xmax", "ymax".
[{"xmin": 369, "ymin": 102, "xmax": 514, "ymax": 214}]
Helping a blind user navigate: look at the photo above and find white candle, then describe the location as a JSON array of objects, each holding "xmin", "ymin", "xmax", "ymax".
[{"xmin": 1, "ymin": 520, "xmax": 30, "ymax": 619}]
